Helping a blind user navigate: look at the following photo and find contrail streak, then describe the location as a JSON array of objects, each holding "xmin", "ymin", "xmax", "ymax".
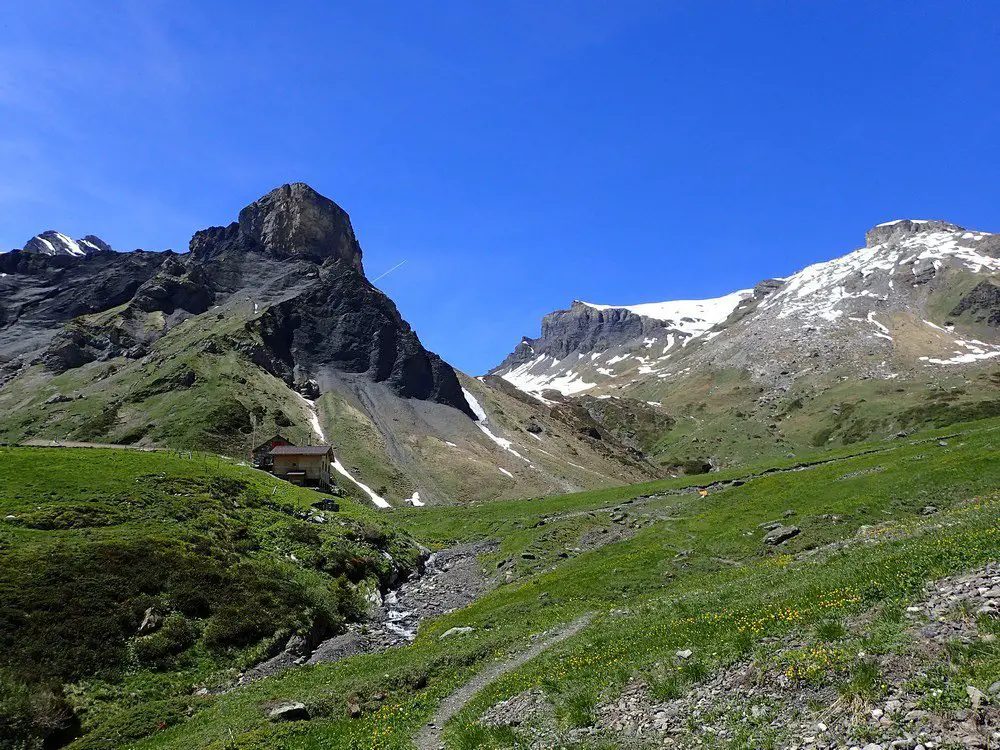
[{"xmin": 374, "ymin": 260, "xmax": 406, "ymax": 281}]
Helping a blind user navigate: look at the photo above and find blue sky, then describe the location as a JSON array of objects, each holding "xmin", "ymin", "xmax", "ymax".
[{"xmin": 2, "ymin": 2, "xmax": 998, "ymax": 374}]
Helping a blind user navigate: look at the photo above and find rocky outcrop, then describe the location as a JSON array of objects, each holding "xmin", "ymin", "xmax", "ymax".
[
  {"xmin": 0, "ymin": 250, "xmax": 170, "ymax": 372},
  {"xmin": 191, "ymin": 183, "xmax": 364, "ymax": 270},
  {"xmin": 494, "ymin": 301, "xmax": 666, "ymax": 372},
  {"xmin": 251, "ymin": 263, "xmax": 473, "ymax": 415},
  {"xmin": 132, "ymin": 258, "xmax": 214, "ymax": 315},
  {"xmin": 865, "ymin": 219, "xmax": 962, "ymax": 248},
  {"xmin": 950, "ymin": 280, "xmax": 1000, "ymax": 327}
]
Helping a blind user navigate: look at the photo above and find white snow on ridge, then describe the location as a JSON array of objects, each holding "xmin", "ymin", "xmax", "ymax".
[
  {"xmin": 760, "ymin": 227, "xmax": 1000, "ymax": 325},
  {"xmin": 495, "ymin": 292, "xmax": 749, "ymax": 397},
  {"xmin": 497, "ymin": 355, "xmax": 596, "ymax": 396},
  {"xmin": 461, "ymin": 387, "xmax": 533, "ymax": 465},
  {"xmin": 581, "ymin": 289, "xmax": 753, "ymax": 336},
  {"xmin": 875, "ymin": 219, "xmax": 931, "ymax": 227},
  {"xmin": 52, "ymin": 232, "xmax": 86, "ymax": 257}
]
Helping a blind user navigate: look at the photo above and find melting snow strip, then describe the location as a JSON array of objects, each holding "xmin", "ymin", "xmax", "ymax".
[
  {"xmin": 461, "ymin": 387, "xmax": 533, "ymax": 466},
  {"xmin": 332, "ymin": 459, "xmax": 390, "ymax": 508},
  {"xmin": 296, "ymin": 392, "xmax": 390, "ymax": 509}
]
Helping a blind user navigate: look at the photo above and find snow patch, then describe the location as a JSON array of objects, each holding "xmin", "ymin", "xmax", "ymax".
[
  {"xmin": 497, "ymin": 355, "xmax": 596, "ymax": 396},
  {"xmin": 499, "ymin": 467, "xmax": 514, "ymax": 478},
  {"xmin": 295, "ymin": 392, "xmax": 326, "ymax": 442},
  {"xmin": 461, "ymin": 387, "xmax": 532, "ymax": 464},
  {"xmin": 404, "ymin": 491, "xmax": 424, "ymax": 507},
  {"xmin": 581, "ymin": 289, "xmax": 752, "ymax": 336},
  {"xmin": 332, "ymin": 459, "xmax": 390, "ymax": 508}
]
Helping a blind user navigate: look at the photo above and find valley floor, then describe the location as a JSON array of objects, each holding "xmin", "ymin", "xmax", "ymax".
[{"xmin": 3, "ymin": 417, "xmax": 1000, "ymax": 749}]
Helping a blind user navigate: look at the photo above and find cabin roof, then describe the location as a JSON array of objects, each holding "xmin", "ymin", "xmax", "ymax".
[{"xmin": 270, "ymin": 445, "xmax": 333, "ymax": 456}]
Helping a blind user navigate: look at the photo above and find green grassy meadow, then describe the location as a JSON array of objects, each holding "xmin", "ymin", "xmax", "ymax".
[{"xmin": 1, "ymin": 417, "xmax": 999, "ymax": 748}]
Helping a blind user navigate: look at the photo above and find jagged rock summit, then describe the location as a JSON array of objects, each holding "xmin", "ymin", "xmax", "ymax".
[
  {"xmin": 864, "ymin": 219, "xmax": 965, "ymax": 248},
  {"xmin": 191, "ymin": 183, "xmax": 365, "ymax": 270}
]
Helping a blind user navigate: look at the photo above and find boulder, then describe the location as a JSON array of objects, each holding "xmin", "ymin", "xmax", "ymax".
[
  {"xmin": 763, "ymin": 525, "xmax": 800, "ymax": 546},
  {"xmin": 439, "ymin": 626, "xmax": 474, "ymax": 640},
  {"xmin": 137, "ymin": 607, "xmax": 163, "ymax": 635},
  {"xmin": 266, "ymin": 702, "xmax": 310, "ymax": 722}
]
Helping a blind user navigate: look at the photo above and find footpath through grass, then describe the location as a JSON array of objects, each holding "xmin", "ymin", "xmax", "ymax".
[{"xmin": 107, "ymin": 418, "xmax": 1000, "ymax": 749}]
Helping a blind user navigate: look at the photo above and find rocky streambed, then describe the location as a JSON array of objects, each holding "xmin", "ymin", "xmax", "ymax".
[{"xmin": 233, "ymin": 540, "xmax": 498, "ymax": 688}]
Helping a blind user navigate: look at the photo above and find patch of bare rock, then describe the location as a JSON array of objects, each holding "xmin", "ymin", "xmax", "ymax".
[{"xmin": 233, "ymin": 540, "xmax": 497, "ymax": 688}]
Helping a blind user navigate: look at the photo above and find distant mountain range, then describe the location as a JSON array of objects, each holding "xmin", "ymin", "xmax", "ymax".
[
  {"xmin": 491, "ymin": 219, "xmax": 1000, "ymax": 465},
  {"xmin": 3, "ymin": 193, "xmax": 998, "ymax": 503}
]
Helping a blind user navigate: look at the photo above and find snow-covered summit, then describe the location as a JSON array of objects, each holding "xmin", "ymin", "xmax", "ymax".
[
  {"xmin": 580, "ymin": 289, "xmax": 753, "ymax": 338},
  {"xmin": 760, "ymin": 222, "xmax": 999, "ymax": 325},
  {"xmin": 21, "ymin": 231, "xmax": 111, "ymax": 258}
]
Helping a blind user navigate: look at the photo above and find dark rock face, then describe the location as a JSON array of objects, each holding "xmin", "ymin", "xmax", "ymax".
[
  {"xmin": 193, "ymin": 183, "xmax": 364, "ymax": 271},
  {"xmin": 132, "ymin": 258, "xmax": 214, "ymax": 315},
  {"xmin": 251, "ymin": 264, "xmax": 473, "ymax": 415},
  {"xmin": 865, "ymin": 220, "xmax": 962, "ymax": 248},
  {"xmin": 0, "ymin": 250, "xmax": 170, "ymax": 371},
  {"xmin": 494, "ymin": 301, "xmax": 665, "ymax": 371},
  {"xmin": 950, "ymin": 280, "xmax": 1000, "ymax": 327},
  {"xmin": 752, "ymin": 278, "xmax": 785, "ymax": 298}
]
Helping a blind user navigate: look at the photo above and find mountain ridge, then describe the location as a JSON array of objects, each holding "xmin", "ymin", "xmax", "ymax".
[{"xmin": 0, "ymin": 184, "xmax": 659, "ymax": 505}]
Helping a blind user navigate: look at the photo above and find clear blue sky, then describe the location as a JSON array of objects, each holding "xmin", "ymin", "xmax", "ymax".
[{"xmin": 2, "ymin": 2, "xmax": 998, "ymax": 374}]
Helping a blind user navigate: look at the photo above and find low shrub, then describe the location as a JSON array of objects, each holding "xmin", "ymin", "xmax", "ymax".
[{"xmin": 133, "ymin": 615, "xmax": 199, "ymax": 669}]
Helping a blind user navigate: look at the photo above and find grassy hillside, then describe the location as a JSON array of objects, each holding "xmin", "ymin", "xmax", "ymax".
[
  {"xmin": 0, "ymin": 302, "xmax": 659, "ymax": 506},
  {"xmin": 616, "ymin": 363, "xmax": 1000, "ymax": 469},
  {"xmin": 58, "ymin": 416, "xmax": 999, "ymax": 749},
  {"xmin": 0, "ymin": 447, "xmax": 422, "ymax": 749}
]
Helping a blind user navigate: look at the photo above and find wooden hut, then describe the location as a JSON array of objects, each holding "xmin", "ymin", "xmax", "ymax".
[{"xmin": 269, "ymin": 445, "xmax": 334, "ymax": 489}]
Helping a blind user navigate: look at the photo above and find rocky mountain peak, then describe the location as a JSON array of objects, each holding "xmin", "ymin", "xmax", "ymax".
[
  {"xmin": 22, "ymin": 231, "xmax": 110, "ymax": 258},
  {"xmin": 233, "ymin": 183, "xmax": 364, "ymax": 271},
  {"xmin": 865, "ymin": 219, "xmax": 963, "ymax": 248}
]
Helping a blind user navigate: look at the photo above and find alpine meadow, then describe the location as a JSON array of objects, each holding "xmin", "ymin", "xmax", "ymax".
[{"xmin": 2, "ymin": 3, "xmax": 1000, "ymax": 749}]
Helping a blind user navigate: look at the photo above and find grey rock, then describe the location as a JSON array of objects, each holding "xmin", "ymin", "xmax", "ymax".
[
  {"xmin": 137, "ymin": 606, "xmax": 163, "ymax": 635},
  {"xmin": 266, "ymin": 702, "xmax": 310, "ymax": 722},
  {"xmin": 763, "ymin": 525, "xmax": 801, "ymax": 545},
  {"xmin": 439, "ymin": 626, "xmax": 475, "ymax": 640}
]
